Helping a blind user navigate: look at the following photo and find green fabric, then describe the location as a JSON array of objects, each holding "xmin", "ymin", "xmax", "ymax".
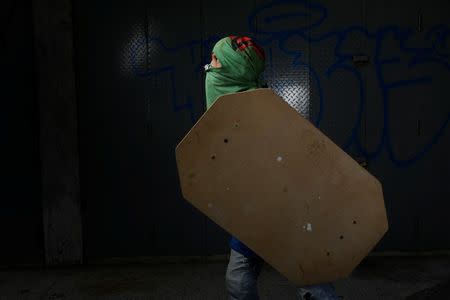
[{"xmin": 205, "ymin": 36, "xmax": 265, "ymax": 109}]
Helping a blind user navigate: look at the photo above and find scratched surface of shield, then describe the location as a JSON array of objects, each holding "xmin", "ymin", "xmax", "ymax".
[{"xmin": 175, "ymin": 89, "xmax": 388, "ymax": 285}]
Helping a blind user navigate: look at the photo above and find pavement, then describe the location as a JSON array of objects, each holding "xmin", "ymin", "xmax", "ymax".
[{"xmin": 0, "ymin": 255, "xmax": 449, "ymax": 300}]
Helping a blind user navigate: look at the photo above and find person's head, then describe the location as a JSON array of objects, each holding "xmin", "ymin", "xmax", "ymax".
[{"xmin": 204, "ymin": 36, "xmax": 265, "ymax": 109}]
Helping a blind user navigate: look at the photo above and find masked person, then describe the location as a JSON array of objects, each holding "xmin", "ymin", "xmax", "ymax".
[{"xmin": 204, "ymin": 36, "xmax": 339, "ymax": 300}]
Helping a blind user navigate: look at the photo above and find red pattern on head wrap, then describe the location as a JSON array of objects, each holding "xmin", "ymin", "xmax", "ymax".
[{"xmin": 229, "ymin": 36, "xmax": 265, "ymax": 60}]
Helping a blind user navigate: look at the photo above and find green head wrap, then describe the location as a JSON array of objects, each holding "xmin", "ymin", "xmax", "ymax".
[{"xmin": 205, "ymin": 36, "xmax": 266, "ymax": 109}]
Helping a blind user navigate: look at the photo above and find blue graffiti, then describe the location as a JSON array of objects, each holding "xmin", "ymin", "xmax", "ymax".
[{"xmin": 127, "ymin": 0, "xmax": 449, "ymax": 167}]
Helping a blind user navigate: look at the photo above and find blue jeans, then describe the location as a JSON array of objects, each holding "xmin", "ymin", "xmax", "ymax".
[{"xmin": 226, "ymin": 249, "xmax": 339, "ymax": 300}]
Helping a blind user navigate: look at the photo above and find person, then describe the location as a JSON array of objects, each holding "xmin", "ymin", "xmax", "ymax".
[{"xmin": 204, "ymin": 36, "xmax": 340, "ymax": 300}]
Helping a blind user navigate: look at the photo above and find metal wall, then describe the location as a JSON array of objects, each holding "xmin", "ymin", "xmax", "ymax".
[
  {"xmin": 0, "ymin": 0, "xmax": 43, "ymax": 265},
  {"xmin": 74, "ymin": 0, "xmax": 450, "ymax": 259}
]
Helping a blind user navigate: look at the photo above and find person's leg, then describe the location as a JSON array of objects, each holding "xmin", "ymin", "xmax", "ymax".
[
  {"xmin": 226, "ymin": 249, "xmax": 263, "ymax": 300},
  {"xmin": 297, "ymin": 283, "xmax": 340, "ymax": 300}
]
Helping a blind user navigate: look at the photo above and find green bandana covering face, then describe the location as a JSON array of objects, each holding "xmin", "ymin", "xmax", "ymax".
[{"xmin": 205, "ymin": 36, "xmax": 266, "ymax": 109}]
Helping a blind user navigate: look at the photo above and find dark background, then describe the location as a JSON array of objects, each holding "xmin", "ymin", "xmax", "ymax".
[{"xmin": 1, "ymin": 0, "xmax": 449, "ymax": 266}]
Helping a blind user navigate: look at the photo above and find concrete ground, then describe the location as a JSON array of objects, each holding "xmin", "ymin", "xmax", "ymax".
[{"xmin": 0, "ymin": 255, "xmax": 449, "ymax": 300}]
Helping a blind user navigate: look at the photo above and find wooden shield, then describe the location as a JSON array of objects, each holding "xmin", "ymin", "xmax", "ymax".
[{"xmin": 175, "ymin": 89, "xmax": 388, "ymax": 285}]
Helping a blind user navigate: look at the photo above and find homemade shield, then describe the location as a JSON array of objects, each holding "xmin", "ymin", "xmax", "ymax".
[{"xmin": 175, "ymin": 89, "xmax": 388, "ymax": 285}]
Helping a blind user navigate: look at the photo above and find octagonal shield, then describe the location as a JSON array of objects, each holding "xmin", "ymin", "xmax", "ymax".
[{"xmin": 175, "ymin": 89, "xmax": 388, "ymax": 285}]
